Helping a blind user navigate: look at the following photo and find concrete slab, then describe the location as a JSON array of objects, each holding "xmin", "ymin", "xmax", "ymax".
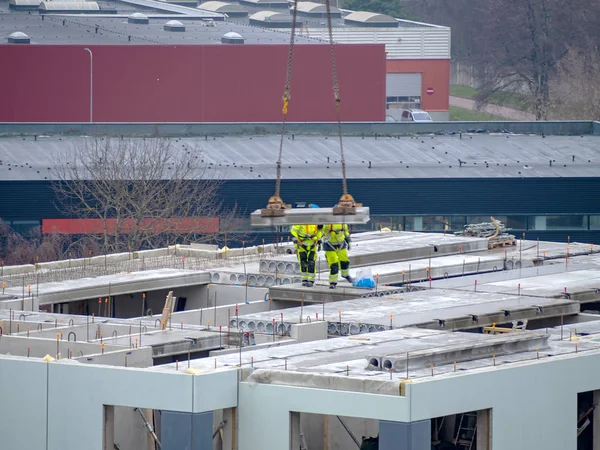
[
  {"xmin": 367, "ymin": 330, "xmax": 550, "ymax": 373},
  {"xmin": 250, "ymin": 207, "xmax": 371, "ymax": 227},
  {"xmin": 421, "ymin": 265, "xmax": 600, "ymax": 302},
  {"xmin": 259, "ymin": 232, "xmax": 490, "ymax": 274},
  {"xmin": 2, "ymin": 269, "xmax": 210, "ymax": 305},
  {"xmin": 232, "ymin": 289, "xmax": 579, "ymax": 335}
]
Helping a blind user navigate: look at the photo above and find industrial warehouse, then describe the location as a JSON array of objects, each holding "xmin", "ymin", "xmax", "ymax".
[
  {"xmin": 0, "ymin": 0, "xmax": 450, "ymax": 122},
  {"xmin": 0, "ymin": 121, "xmax": 599, "ymax": 245}
]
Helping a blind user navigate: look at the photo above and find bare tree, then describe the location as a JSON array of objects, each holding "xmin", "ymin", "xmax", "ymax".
[
  {"xmin": 52, "ymin": 137, "xmax": 243, "ymax": 254},
  {"xmin": 550, "ymin": 46, "xmax": 600, "ymax": 120},
  {"xmin": 405, "ymin": 0, "xmax": 600, "ymax": 120}
]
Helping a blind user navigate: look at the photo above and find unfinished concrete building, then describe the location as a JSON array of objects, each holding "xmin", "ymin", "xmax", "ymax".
[{"xmin": 1, "ymin": 225, "xmax": 600, "ymax": 450}]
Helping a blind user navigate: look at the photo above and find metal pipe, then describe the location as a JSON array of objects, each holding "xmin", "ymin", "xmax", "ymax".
[
  {"xmin": 134, "ymin": 408, "xmax": 162, "ymax": 449},
  {"xmin": 83, "ymin": 48, "xmax": 93, "ymax": 122},
  {"xmin": 336, "ymin": 416, "xmax": 360, "ymax": 448}
]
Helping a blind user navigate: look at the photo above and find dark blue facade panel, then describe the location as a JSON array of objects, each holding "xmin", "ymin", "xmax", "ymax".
[
  {"xmin": 219, "ymin": 177, "xmax": 600, "ymax": 215},
  {"xmin": 0, "ymin": 177, "xmax": 599, "ymax": 221}
]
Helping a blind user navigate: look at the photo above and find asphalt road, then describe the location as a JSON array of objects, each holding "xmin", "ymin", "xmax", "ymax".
[{"xmin": 450, "ymin": 96, "xmax": 536, "ymax": 121}]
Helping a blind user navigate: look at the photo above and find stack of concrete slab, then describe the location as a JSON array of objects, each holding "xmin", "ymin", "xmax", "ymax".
[{"xmin": 258, "ymin": 232, "xmax": 490, "ymax": 274}]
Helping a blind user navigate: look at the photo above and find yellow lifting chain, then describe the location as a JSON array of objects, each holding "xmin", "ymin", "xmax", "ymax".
[{"xmin": 261, "ymin": 0, "xmax": 360, "ymax": 217}]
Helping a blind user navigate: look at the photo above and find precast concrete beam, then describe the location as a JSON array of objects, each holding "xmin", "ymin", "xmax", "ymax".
[
  {"xmin": 268, "ymin": 282, "xmax": 417, "ymax": 303},
  {"xmin": 366, "ymin": 331, "xmax": 550, "ymax": 372},
  {"xmin": 250, "ymin": 207, "xmax": 370, "ymax": 227}
]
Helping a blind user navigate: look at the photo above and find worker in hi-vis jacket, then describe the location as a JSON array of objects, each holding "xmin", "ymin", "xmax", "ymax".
[
  {"xmin": 322, "ymin": 223, "xmax": 354, "ymax": 289},
  {"xmin": 290, "ymin": 222, "xmax": 323, "ymax": 288}
]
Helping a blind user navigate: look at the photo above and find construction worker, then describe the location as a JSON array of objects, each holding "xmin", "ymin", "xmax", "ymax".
[
  {"xmin": 290, "ymin": 213, "xmax": 322, "ymax": 288},
  {"xmin": 322, "ymin": 223, "xmax": 353, "ymax": 289}
]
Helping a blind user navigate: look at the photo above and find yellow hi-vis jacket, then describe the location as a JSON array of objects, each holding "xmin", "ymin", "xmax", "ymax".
[
  {"xmin": 290, "ymin": 224, "xmax": 322, "ymax": 248},
  {"xmin": 322, "ymin": 224, "xmax": 350, "ymax": 245}
]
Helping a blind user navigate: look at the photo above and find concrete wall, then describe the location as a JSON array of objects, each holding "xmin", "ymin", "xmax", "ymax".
[
  {"xmin": 0, "ymin": 355, "xmax": 239, "ymax": 450},
  {"xmin": 238, "ymin": 383, "xmax": 410, "ymax": 450},
  {"xmin": 154, "ymin": 297, "xmax": 285, "ymax": 329},
  {"xmin": 0, "ymin": 357, "xmax": 48, "ymax": 450},
  {"xmin": 0, "ymin": 335, "xmax": 122, "ymax": 358},
  {"xmin": 406, "ymin": 350, "xmax": 600, "ymax": 450},
  {"xmin": 75, "ymin": 347, "xmax": 153, "ymax": 368}
]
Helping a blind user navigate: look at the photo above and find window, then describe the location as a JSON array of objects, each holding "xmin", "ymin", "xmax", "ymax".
[
  {"xmin": 591, "ymin": 216, "xmax": 600, "ymax": 230},
  {"xmin": 529, "ymin": 215, "xmax": 588, "ymax": 230},
  {"xmin": 547, "ymin": 215, "xmax": 587, "ymax": 230}
]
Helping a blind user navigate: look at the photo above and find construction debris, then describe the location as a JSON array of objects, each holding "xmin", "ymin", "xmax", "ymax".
[{"xmin": 456, "ymin": 216, "xmax": 516, "ymax": 249}]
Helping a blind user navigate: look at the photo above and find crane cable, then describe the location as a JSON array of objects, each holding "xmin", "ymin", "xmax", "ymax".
[
  {"xmin": 324, "ymin": 0, "xmax": 348, "ymax": 197},
  {"xmin": 268, "ymin": 0, "xmax": 354, "ymax": 211},
  {"xmin": 273, "ymin": 0, "xmax": 300, "ymax": 207}
]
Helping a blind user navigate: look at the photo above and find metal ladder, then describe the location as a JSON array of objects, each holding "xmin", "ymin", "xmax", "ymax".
[{"xmin": 453, "ymin": 412, "xmax": 477, "ymax": 450}]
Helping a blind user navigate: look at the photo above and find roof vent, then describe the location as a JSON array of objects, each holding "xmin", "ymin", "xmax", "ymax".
[
  {"xmin": 128, "ymin": 12, "xmax": 149, "ymax": 24},
  {"xmin": 164, "ymin": 20, "xmax": 185, "ymax": 31},
  {"xmin": 292, "ymin": 1, "xmax": 340, "ymax": 18},
  {"xmin": 8, "ymin": 0, "xmax": 40, "ymax": 11},
  {"xmin": 8, "ymin": 31, "xmax": 31, "ymax": 44},
  {"xmin": 198, "ymin": 1, "xmax": 248, "ymax": 16},
  {"xmin": 221, "ymin": 31, "xmax": 244, "ymax": 44},
  {"xmin": 249, "ymin": 10, "xmax": 300, "ymax": 28},
  {"xmin": 344, "ymin": 11, "xmax": 398, "ymax": 27}
]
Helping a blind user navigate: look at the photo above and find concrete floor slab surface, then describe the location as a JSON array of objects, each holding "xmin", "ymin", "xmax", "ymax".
[
  {"xmin": 420, "ymin": 265, "xmax": 600, "ymax": 299},
  {"xmin": 232, "ymin": 289, "xmax": 579, "ymax": 332},
  {"xmin": 152, "ymin": 326, "xmax": 600, "ymax": 385},
  {"xmin": 1, "ymin": 269, "xmax": 210, "ymax": 305}
]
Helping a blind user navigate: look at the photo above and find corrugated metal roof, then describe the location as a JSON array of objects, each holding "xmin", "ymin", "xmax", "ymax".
[
  {"xmin": 1, "ymin": 133, "xmax": 599, "ymax": 181},
  {"xmin": 303, "ymin": 26, "xmax": 451, "ymax": 59},
  {"xmin": 0, "ymin": 5, "xmax": 319, "ymax": 44}
]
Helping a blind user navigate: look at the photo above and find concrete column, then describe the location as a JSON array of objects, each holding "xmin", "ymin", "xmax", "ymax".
[
  {"xmin": 162, "ymin": 410, "xmax": 214, "ymax": 450},
  {"xmin": 379, "ymin": 419, "xmax": 430, "ymax": 450},
  {"xmin": 594, "ymin": 391, "xmax": 600, "ymax": 450},
  {"xmin": 103, "ymin": 405, "xmax": 115, "ymax": 450},
  {"xmin": 290, "ymin": 412, "xmax": 301, "ymax": 450},
  {"xmin": 476, "ymin": 410, "xmax": 491, "ymax": 450}
]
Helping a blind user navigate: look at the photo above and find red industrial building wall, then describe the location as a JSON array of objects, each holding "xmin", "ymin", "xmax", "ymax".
[
  {"xmin": 42, "ymin": 218, "xmax": 220, "ymax": 234},
  {"xmin": 386, "ymin": 59, "xmax": 450, "ymax": 113},
  {"xmin": 0, "ymin": 44, "xmax": 386, "ymax": 123}
]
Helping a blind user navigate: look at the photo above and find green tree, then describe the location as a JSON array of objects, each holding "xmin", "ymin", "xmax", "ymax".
[{"xmin": 342, "ymin": 0, "xmax": 403, "ymax": 18}]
